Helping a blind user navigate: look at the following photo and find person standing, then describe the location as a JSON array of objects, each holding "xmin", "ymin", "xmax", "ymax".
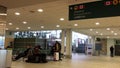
[
  {"xmin": 110, "ymin": 46, "xmax": 114, "ymax": 57},
  {"xmin": 54, "ymin": 41, "xmax": 62, "ymax": 60}
]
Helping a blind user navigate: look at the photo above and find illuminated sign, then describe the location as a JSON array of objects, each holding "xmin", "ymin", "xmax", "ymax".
[{"xmin": 69, "ymin": 0, "xmax": 120, "ymax": 21}]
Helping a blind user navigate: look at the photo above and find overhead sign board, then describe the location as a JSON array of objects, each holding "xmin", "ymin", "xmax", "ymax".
[{"xmin": 69, "ymin": 0, "xmax": 120, "ymax": 21}]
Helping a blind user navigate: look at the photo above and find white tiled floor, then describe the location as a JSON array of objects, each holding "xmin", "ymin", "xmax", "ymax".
[{"xmin": 12, "ymin": 54, "xmax": 120, "ymax": 68}]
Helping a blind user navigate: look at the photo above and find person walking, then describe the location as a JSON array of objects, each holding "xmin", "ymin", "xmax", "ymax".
[{"xmin": 110, "ymin": 46, "xmax": 114, "ymax": 57}]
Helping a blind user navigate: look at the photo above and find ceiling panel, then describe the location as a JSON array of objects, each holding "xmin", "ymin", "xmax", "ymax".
[
  {"xmin": 0, "ymin": 0, "xmax": 60, "ymax": 9},
  {"xmin": 0, "ymin": 0, "xmax": 120, "ymax": 38}
]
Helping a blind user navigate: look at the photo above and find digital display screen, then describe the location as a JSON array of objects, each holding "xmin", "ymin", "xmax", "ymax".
[{"xmin": 69, "ymin": 0, "xmax": 120, "ymax": 20}]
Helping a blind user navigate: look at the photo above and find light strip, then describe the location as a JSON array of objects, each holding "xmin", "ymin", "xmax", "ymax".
[{"xmin": 0, "ymin": 13, "xmax": 7, "ymax": 16}]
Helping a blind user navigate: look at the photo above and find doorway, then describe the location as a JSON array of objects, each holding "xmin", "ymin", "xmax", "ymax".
[{"xmin": 72, "ymin": 31, "xmax": 92, "ymax": 55}]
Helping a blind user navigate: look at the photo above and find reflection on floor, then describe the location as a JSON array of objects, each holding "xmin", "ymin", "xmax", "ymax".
[{"xmin": 12, "ymin": 54, "xmax": 120, "ymax": 68}]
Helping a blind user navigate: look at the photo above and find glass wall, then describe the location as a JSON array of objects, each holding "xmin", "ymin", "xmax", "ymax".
[
  {"xmin": 0, "ymin": 36, "xmax": 5, "ymax": 48},
  {"xmin": 13, "ymin": 30, "xmax": 62, "ymax": 54},
  {"xmin": 0, "ymin": 24, "xmax": 6, "ymax": 49},
  {"xmin": 14, "ymin": 30, "xmax": 61, "ymax": 39}
]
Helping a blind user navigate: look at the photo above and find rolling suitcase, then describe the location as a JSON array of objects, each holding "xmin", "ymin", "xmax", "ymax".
[{"xmin": 54, "ymin": 52, "xmax": 59, "ymax": 61}]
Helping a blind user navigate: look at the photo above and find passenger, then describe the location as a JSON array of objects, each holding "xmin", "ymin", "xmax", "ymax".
[
  {"xmin": 6, "ymin": 42, "xmax": 13, "ymax": 49},
  {"xmin": 26, "ymin": 45, "xmax": 41, "ymax": 63},
  {"xmin": 14, "ymin": 45, "xmax": 33, "ymax": 60},
  {"xmin": 37, "ymin": 45, "xmax": 42, "ymax": 50},
  {"xmin": 33, "ymin": 46, "xmax": 41, "ymax": 56},
  {"xmin": 110, "ymin": 46, "xmax": 114, "ymax": 57},
  {"xmin": 54, "ymin": 41, "xmax": 62, "ymax": 60},
  {"xmin": 26, "ymin": 45, "xmax": 47, "ymax": 63},
  {"xmin": 51, "ymin": 45, "xmax": 56, "ymax": 56}
]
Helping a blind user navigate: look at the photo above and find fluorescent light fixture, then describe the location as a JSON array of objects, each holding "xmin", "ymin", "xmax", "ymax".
[
  {"xmin": 106, "ymin": 28, "xmax": 110, "ymax": 30},
  {"xmin": 9, "ymin": 23, "xmax": 13, "ymax": 25},
  {"xmin": 95, "ymin": 22, "xmax": 100, "ymax": 25},
  {"xmin": 96, "ymin": 31, "xmax": 98, "ymax": 33},
  {"xmin": 90, "ymin": 29, "xmax": 93, "ymax": 31},
  {"xmin": 56, "ymin": 25, "xmax": 60, "ymax": 27},
  {"xmin": 60, "ymin": 18, "xmax": 64, "ymax": 21},
  {"xmin": 100, "ymin": 33, "xmax": 103, "ymax": 35},
  {"xmin": 38, "ymin": 9, "xmax": 43, "ymax": 12},
  {"xmin": 74, "ymin": 24, "xmax": 78, "ymax": 26},
  {"xmin": 0, "ymin": 23, "xmax": 5, "ymax": 25},
  {"xmin": 114, "ymin": 33, "xmax": 117, "ymax": 35},
  {"xmin": 41, "ymin": 26, "xmax": 44, "ymax": 28},
  {"xmin": 6, "ymin": 28, "xmax": 8, "ymax": 30},
  {"xmin": 16, "ymin": 27, "xmax": 19, "ymax": 30},
  {"xmin": 0, "ymin": 13, "xmax": 7, "ymax": 16},
  {"xmin": 23, "ymin": 21, "xmax": 27, "ymax": 24},
  {"xmin": 27, "ymin": 27, "xmax": 31, "ymax": 29},
  {"xmin": 111, "ymin": 31, "xmax": 114, "ymax": 33},
  {"xmin": 15, "ymin": 12, "xmax": 20, "ymax": 15},
  {"xmin": 107, "ymin": 36, "xmax": 110, "ymax": 38}
]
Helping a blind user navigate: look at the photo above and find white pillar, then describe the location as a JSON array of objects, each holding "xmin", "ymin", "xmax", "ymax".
[
  {"xmin": 90, "ymin": 36, "xmax": 95, "ymax": 55},
  {"xmin": 65, "ymin": 29, "xmax": 72, "ymax": 58},
  {"xmin": 61, "ymin": 29, "xmax": 65, "ymax": 54},
  {"xmin": 107, "ymin": 39, "xmax": 114, "ymax": 56}
]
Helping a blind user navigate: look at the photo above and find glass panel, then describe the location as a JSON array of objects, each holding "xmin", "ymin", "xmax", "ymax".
[
  {"xmin": 0, "ymin": 24, "xmax": 6, "ymax": 49},
  {"xmin": 14, "ymin": 30, "xmax": 62, "ymax": 39}
]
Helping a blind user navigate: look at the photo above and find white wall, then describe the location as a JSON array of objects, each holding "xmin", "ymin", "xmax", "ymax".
[{"xmin": 107, "ymin": 39, "xmax": 114, "ymax": 56}]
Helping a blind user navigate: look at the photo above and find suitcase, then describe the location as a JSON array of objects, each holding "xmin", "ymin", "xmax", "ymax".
[{"xmin": 54, "ymin": 52, "xmax": 59, "ymax": 61}]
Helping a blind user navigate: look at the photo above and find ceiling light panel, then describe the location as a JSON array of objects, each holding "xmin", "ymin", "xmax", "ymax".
[
  {"xmin": 56, "ymin": 25, "xmax": 60, "ymax": 27},
  {"xmin": 74, "ymin": 24, "xmax": 78, "ymax": 26},
  {"xmin": 107, "ymin": 36, "xmax": 110, "ymax": 38},
  {"xmin": 23, "ymin": 21, "xmax": 27, "ymax": 24},
  {"xmin": 38, "ymin": 9, "xmax": 43, "ymax": 12},
  {"xmin": 95, "ymin": 22, "xmax": 100, "ymax": 25},
  {"xmin": 89, "ymin": 29, "xmax": 93, "ymax": 31},
  {"xmin": 16, "ymin": 27, "xmax": 19, "ymax": 30},
  {"xmin": 111, "ymin": 31, "xmax": 114, "ymax": 33},
  {"xmin": 106, "ymin": 28, "xmax": 110, "ymax": 30},
  {"xmin": 15, "ymin": 12, "xmax": 20, "ymax": 15},
  {"xmin": 60, "ymin": 18, "xmax": 64, "ymax": 21},
  {"xmin": 100, "ymin": 33, "xmax": 103, "ymax": 35},
  {"xmin": 8, "ymin": 23, "xmax": 13, "ymax": 25},
  {"xmin": 96, "ymin": 31, "xmax": 98, "ymax": 34},
  {"xmin": 28, "ymin": 27, "xmax": 31, "ymax": 29},
  {"xmin": 0, "ymin": 13, "xmax": 7, "ymax": 16},
  {"xmin": 6, "ymin": 28, "xmax": 8, "ymax": 30},
  {"xmin": 41, "ymin": 26, "xmax": 44, "ymax": 28},
  {"xmin": 114, "ymin": 33, "xmax": 118, "ymax": 35}
]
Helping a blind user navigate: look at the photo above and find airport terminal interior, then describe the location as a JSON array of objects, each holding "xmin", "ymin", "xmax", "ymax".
[{"xmin": 0, "ymin": 0, "xmax": 120, "ymax": 68}]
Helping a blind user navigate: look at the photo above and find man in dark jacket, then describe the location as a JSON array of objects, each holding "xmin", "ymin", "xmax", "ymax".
[{"xmin": 110, "ymin": 46, "xmax": 114, "ymax": 57}]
